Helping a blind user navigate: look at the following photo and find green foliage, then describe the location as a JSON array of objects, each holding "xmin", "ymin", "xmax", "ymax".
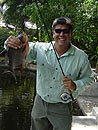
[
  {"xmin": 0, "ymin": 26, "xmax": 16, "ymax": 51},
  {"xmin": 0, "ymin": 0, "xmax": 98, "ymax": 66},
  {"xmin": 73, "ymin": 0, "xmax": 98, "ymax": 66},
  {"xmin": 2, "ymin": 0, "xmax": 32, "ymax": 28}
]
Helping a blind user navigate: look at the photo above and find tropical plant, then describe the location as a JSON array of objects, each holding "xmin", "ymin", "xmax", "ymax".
[{"xmin": 0, "ymin": 0, "xmax": 98, "ymax": 67}]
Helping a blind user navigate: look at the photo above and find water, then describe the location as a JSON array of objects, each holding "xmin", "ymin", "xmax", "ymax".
[
  {"xmin": 0, "ymin": 63, "xmax": 83, "ymax": 130},
  {"xmin": 0, "ymin": 69, "xmax": 35, "ymax": 130}
]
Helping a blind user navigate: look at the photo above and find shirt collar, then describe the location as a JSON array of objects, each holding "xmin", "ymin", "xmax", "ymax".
[
  {"xmin": 47, "ymin": 41, "xmax": 55, "ymax": 50},
  {"xmin": 47, "ymin": 41, "xmax": 75, "ymax": 56},
  {"xmin": 61, "ymin": 43, "xmax": 75, "ymax": 57}
]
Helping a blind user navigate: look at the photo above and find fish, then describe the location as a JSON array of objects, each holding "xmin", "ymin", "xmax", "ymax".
[{"xmin": 3, "ymin": 33, "xmax": 29, "ymax": 84}]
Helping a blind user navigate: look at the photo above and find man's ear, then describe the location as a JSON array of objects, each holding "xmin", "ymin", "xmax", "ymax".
[
  {"xmin": 52, "ymin": 29, "xmax": 55, "ymax": 34},
  {"xmin": 52, "ymin": 29, "xmax": 55, "ymax": 39}
]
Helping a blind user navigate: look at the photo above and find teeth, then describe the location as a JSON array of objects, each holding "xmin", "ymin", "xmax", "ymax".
[{"xmin": 59, "ymin": 38, "xmax": 66, "ymax": 40}]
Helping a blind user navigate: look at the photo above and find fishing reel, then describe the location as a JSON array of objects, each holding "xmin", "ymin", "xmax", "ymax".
[{"xmin": 60, "ymin": 92, "xmax": 72, "ymax": 103}]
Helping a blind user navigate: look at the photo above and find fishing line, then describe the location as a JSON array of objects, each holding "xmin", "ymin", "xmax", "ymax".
[{"xmin": 0, "ymin": 49, "xmax": 6, "ymax": 55}]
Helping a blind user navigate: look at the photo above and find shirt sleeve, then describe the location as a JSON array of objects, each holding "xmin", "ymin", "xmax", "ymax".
[{"xmin": 72, "ymin": 55, "xmax": 96, "ymax": 99}]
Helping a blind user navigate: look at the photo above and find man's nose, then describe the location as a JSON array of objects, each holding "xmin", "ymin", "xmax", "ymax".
[{"xmin": 60, "ymin": 31, "xmax": 65, "ymax": 35}]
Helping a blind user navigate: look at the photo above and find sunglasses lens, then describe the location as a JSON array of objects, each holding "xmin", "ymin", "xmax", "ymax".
[
  {"xmin": 55, "ymin": 29, "xmax": 61, "ymax": 33},
  {"xmin": 55, "ymin": 29, "xmax": 70, "ymax": 34},
  {"xmin": 63, "ymin": 30, "xmax": 70, "ymax": 34}
]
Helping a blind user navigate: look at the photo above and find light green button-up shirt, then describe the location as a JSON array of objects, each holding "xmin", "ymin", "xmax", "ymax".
[{"xmin": 26, "ymin": 41, "xmax": 95, "ymax": 103}]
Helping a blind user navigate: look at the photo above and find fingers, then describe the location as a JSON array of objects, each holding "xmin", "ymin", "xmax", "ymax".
[
  {"xmin": 62, "ymin": 75, "xmax": 71, "ymax": 88},
  {"xmin": 6, "ymin": 36, "xmax": 21, "ymax": 49},
  {"xmin": 62, "ymin": 75, "xmax": 76, "ymax": 93},
  {"xmin": 62, "ymin": 75, "xmax": 70, "ymax": 84},
  {"xmin": 68, "ymin": 89, "xmax": 72, "ymax": 94}
]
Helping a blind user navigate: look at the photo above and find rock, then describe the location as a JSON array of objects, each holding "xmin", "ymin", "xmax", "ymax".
[{"xmin": 80, "ymin": 82, "xmax": 98, "ymax": 97}]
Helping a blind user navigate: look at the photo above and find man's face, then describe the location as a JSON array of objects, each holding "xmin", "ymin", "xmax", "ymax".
[{"xmin": 53, "ymin": 24, "xmax": 72, "ymax": 48}]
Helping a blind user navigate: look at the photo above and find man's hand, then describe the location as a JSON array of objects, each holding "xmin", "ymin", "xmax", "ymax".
[
  {"xmin": 62, "ymin": 75, "xmax": 76, "ymax": 94},
  {"xmin": 6, "ymin": 36, "xmax": 22, "ymax": 49},
  {"xmin": 5, "ymin": 34, "xmax": 29, "ymax": 58}
]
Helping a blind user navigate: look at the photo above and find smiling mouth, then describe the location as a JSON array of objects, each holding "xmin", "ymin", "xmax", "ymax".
[{"xmin": 59, "ymin": 38, "xmax": 66, "ymax": 41}]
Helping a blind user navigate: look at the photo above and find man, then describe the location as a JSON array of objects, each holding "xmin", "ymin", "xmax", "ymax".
[{"xmin": 5, "ymin": 17, "xmax": 95, "ymax": 130}]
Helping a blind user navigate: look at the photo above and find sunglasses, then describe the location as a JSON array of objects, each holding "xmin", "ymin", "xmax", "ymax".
[{"xmin": 54, "ymin": 29, "xmax": 70, "ymax": 34}]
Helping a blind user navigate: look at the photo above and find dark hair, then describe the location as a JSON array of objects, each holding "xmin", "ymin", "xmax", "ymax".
[{"xmin": 52, "ymin": 17, "xmax": 73, "ymax": 31}]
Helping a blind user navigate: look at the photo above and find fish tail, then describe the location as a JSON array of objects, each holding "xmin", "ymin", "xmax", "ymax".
[{"xmin": 2, "ymin": 71, "xmax": 17, "ymax": 84}]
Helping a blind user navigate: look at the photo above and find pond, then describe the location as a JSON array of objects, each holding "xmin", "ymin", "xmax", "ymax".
[
  {"xmin": 0, "ymin": 68, "xmax": 36, "ymax": 130},
  {"xmin": 0, "ymin": 64, "xmax": 83, "ymax": 130}
]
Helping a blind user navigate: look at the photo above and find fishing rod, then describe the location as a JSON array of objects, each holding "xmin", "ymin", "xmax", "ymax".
[
  {"xmin": 0, "ymin": 49, "xmax": 6, "ymax": 55},
  {"xmin": 35, "ymin": 2, "xmax": 64, "ymax": 75},
  {"xmin": 35, "ymin": 1, "xmax": 74, "ymax": 102}
]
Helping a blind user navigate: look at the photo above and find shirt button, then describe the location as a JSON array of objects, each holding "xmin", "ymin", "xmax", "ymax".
[
  {"xmin": 47, "ymin": 95, "xmax": 49, "ymax": 97},
  {"xmin": 56, "ymin": 68, "xmax": 58, "ymax": 70},
  {"xmin": 50, "ymin": 86, "xmax": 52, "ymax": 88},
  {"xmin": 53, "ymin": 77, "xmax": 55, "ymax": 80},
  {"xmin": 42, "ymin": 63, "xmax": 44, "ymax": 66}
]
